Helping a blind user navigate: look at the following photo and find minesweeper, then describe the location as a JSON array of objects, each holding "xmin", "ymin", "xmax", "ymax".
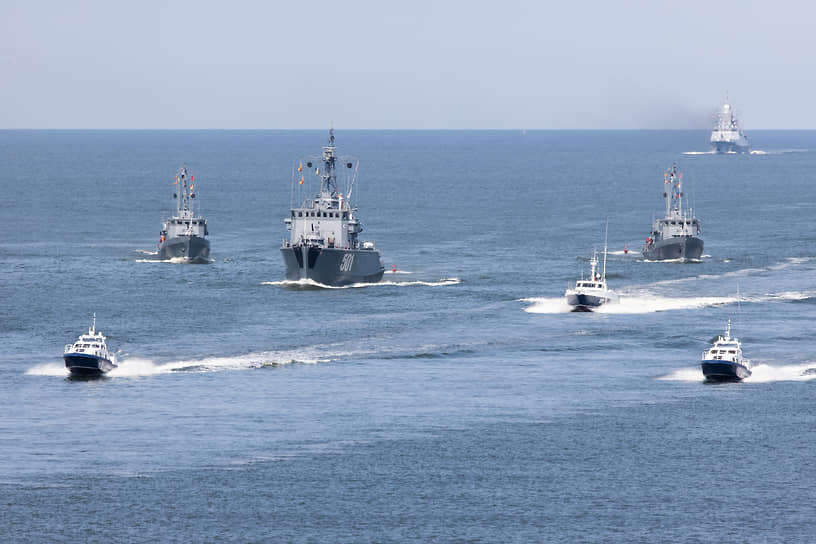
[
  {"xmin": 710, "ymin": 97, "xmax": 750, "ymax": 153},
  {"xmin": 642, "ymin": 164, "xmax": 703, "ymax": 261},
  {"xmin": 157, "ymin": 165, "xmax": 210, "ymax": 263},
  {"xmin": 281, "ymin": 128, "xmax": 384, "ymax": 286}
]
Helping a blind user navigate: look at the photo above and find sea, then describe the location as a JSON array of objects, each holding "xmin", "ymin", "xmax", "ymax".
[{"xmin": 2, "ymin": 130, "xmax": 816, "ymax": 543}]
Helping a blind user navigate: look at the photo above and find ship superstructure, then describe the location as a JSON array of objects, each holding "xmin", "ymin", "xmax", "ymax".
[
  {"xmin": 642, "ymin": 164, "xmax": 703, "ymax": 261},
  {"xmin": 710, "ymin": 97, "xmax": 750, "ymax": 153},
  {"xmin": 280, "ymin": 128, "xmax": 384, "ymax": 285},
  {"xmin": 157, "ymin": 165, "xmax": 210, "ymax": 263}
]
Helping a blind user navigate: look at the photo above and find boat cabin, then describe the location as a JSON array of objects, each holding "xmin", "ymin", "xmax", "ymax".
[
  {"xmin": 284, "ymin": 195, "xmax": 365, "ymax": 250},
  {"xmin": 162, "ymin": 215, "xmax": 208, "ymax": 239},
  {"xmin": 703, "ymin": 342, "xmax": 741, "ymax": 362},
  {"xmin": 651, "ymin": 216, "xmax": 700, "ymax": 240}
]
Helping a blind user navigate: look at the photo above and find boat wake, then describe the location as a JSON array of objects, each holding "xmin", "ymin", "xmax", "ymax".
[
  {"xmin": 643, "ymin": 257, "xmax": 814, "ymax": 289},
  {"xmin": 522, "ymin": 293, "xmax": 732, "ymax": 314},
  {"xmin": 136, "ymin": 256, "xmax": 213, "ymax": 264},
  {"xmin": 682, "ymin": 150, "xmax": 717, "ymax": 155},
  {"xmin": 26, "ymin": 350, "xmax": 333, "ymax": 378},
  {"xmin": 659, "ymin": 362, "xmax": 816, "ymax": 383},
  {"xmin": 261, "ymin": 277, "xmax": 461, "ymax": 289}
]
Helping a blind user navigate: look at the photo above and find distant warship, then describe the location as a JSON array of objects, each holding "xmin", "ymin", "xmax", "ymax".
[
  {"xmin": 281, "ymin": 128, "xmax": 384, "ymax": 286},
  {"xmin": 157, "ymin": 165, "xmax": 210, "ymax": 263},
  {"xmin": 642, "ymin": 164, "xmax": 703, "ymax": 261},
  {"xmin": 710, "ymin": 97, "xmax": 750, "ymax": 153}
]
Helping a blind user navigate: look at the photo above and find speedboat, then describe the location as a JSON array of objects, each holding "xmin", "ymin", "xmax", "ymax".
[
  {"xmin": 63, "ymin": 314, "xmax": 117, "ymax": 376},
  {"xmin": 700, "ymin": 320, "xmax": 751, "ymax": 382},
  {"xmin": 565, "ymin": 221, "xmax": 619, "ymax": 312},
  {"xmin": 565, "ymin": 248, "xmax": 619, "ymax": 311}
]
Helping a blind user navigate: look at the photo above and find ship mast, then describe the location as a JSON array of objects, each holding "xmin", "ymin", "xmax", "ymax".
[
  {"xmin": 665, "ymin": 163, "xmax": 682, "ymax": 218},
  {"xmin": 321, "ymin": 127, "xmax": 338, "ymax": 197},
  {"xmin": 602, "ymin": 218, "xmax": 608, "ymax": 281}
]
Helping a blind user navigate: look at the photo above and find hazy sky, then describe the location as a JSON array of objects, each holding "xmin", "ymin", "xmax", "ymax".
[{"xmin": 2, "ymin": 0, "xmax": 814, "ymax": 129}]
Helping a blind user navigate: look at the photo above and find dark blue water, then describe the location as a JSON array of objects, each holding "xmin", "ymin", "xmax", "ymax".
[{"xmin": 2, "ymin": 130, "xmax": 816, "ymax": 542}]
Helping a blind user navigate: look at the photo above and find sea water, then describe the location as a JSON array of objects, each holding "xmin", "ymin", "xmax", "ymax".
[{"xmin": 2, "ymin": 130, "xmax": 816, "ymax": 542}]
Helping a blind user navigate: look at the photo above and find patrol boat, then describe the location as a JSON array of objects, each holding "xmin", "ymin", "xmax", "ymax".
[
  {"xmin": 157, "ymin": 165, "xmax": 210, "ymax": 263},
  {"xmin": 710, "ymin": 97, "xmax": 750, "ymax": 153},
  {"xmin": 701, "ymin": 320, "xmax": 751, "ymax": 382},
  {"xmin": 63, "ymin": 314, "xmax": 117, "ymax": 376},
  {"xmin": 642, "ymin": 164, "xmax": 703, "ymax": 261},
  {"xmin": 281, "ymin": 128, "xmax": 384, "ymax": 286},
  {"xmin": 565, "ymin": 248, "xmax": 618, "ymax": 311}
]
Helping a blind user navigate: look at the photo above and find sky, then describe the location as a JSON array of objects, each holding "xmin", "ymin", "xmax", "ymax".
[{"xmin": 1, "ymin": 0, "xmax": 814, "ymax": 129}]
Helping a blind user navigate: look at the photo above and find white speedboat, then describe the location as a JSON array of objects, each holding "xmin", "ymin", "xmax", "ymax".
[
  {"xmin": 63, "ymin": 314, "xmax": 117, "ymax": 376},
  {"xmin": 700, "ymin": 320, "xmax": 751, "ymax": 381},
  {"xmin": 565, "ymin": 248, "xmax": 618, "ymax": 311}
]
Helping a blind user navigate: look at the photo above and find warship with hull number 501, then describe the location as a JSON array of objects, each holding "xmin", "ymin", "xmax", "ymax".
[{"xmin": 281, "ymin": 129, "xmax": 384, "ymax": 286}]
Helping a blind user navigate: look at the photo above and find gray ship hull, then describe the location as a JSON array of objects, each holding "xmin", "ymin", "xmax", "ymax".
[
  {"xmin": 642, "ymin": 236, "xmax": 703, "ymax": 261},
  {"xmin": 158, "ymin": 235, "xmax": 211, "ymax": 263},
  {"xmin": 281, "ymin": 245, "xmax": 384, "ymax": 286},
  {"xmin": 712, "ymin": 141, "xmax": 750, "ymax": 154}
]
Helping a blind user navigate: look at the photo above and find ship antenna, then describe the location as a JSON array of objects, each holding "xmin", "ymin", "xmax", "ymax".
[
  {"xmin": 602, "ymin": 217, "xmax": 609, "ymax": 280},
  {"xmin": 91, "ymin": 312, "xmax": 96, "ymax": 334},
  {"xmin": 321, "ymin": 125, "xmax": 338, "ymax": 196}
]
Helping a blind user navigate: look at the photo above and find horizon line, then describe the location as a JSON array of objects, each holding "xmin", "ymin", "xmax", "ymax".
[{"xmin": 1, "ymin": 127, "xmax": 814, "ymax": 131}]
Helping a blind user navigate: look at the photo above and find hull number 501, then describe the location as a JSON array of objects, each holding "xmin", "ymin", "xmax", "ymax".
[{"xmin": 340, "ymin": 253, "xmax": 355, "ymax": 272}]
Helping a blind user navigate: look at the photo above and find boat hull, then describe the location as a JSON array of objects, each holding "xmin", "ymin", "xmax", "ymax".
[
  {"xmin": 281, "ymin": 246, "xmax": 384, "ymax": 286},
  {"xmin": 566, "ymin": 293, "xmax": 608, "ymax": 309},
  {"xmin": 701, "ymin": 361, "xmax": 751, "ymax": 382},
  {"xmin": 642, "ymin": 236, "xmax": 704, "ymax": 261},
  {"xmin": 158, "ymin": 235, "xmax": 210, "ymax": 263},
  {"xmin": 64, "ymin": 354, "xmax": 116, "ymax": 376},
  {"xmin": 712, "ymin": 141, "xmax": 750, "ymax": 154}
]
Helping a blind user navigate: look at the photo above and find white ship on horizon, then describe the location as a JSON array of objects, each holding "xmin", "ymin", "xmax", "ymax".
[{"xmin": 710, "ymin": 96, "xmax": 749, "ymax": 154}]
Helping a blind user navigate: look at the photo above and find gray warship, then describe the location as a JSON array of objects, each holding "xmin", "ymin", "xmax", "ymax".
[
  {"xmin": 157, "ymin": 165, "xmax": 210, "ymax": 263},
  {"xmin": 642, "ymin": 164, "xmax": 703, "ymax": 261},
  {"xmin": 281, "ymin": 128, "xmax": 384, "ymax": 285},
  {"xmin": 710, "ymin": 96, "xmax": 749, "ymax": 154}
]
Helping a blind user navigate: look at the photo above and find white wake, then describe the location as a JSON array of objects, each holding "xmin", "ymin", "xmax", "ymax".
[
  {"xmin": 262, "ymin": 277, "xmax": 461, "ymax": 289},
  {"xmin": 659, "ymin": 362, "xmax": 816, "ymax": 383}
]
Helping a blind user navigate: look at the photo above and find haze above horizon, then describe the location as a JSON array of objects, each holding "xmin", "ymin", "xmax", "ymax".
[{"xmin": 2, "ymin": 0, "xmax": 813, "ymax": 130}]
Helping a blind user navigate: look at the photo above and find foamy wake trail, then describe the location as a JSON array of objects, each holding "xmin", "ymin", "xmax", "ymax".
[
  {"xmin": 658, "ymin": 367, "xmax": 704, "ymax": 381},
  {"xmin": 261, "ymin": 277, "xmax": 461, "ymax": 289},
  {"xmin": 522, "ymin": 294, "xmax": 733, "ymax": 314},
  {"xmin": 520, "ymin": 297, "xmax": 572, "ymax": 314},
  {"xmin": 135, "ymin": 255, "xmax": 214, "ymax": 264},
  {"xmin": 682, "ymin": 150, "xmax": 716, "ymax": 155},
  {"xmin": 660, "ymin": 363, "xmax": 816, "ymax": 383},
  {"xmin": 27, "ymin": 350, "xmax": 335, "ymax": 378},
  {"xmin": 744, "ymin": 363, "xmax": 816, "ymax": 383},
  {"xmin": 25, "ymin": 363, "xmax": 68, "ymax": 376}
]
